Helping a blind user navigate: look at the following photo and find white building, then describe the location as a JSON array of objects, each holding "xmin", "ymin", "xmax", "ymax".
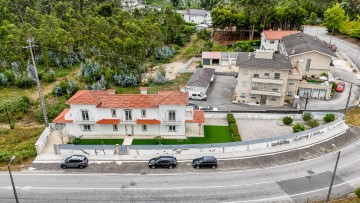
[
  {"xmin": 260, "ymin": 30, "xmax": 300, "ymax": 51},
  {"xmin": 186, "ymin": 68, "xmax": 215, "ymax": 95},
  {"xmin": 53, "ymin": 88, "xmax": 205, "ymax": 138},
  {"xmin": 177, "ymin": 9, "xmax": 211, "ymax": 24}
]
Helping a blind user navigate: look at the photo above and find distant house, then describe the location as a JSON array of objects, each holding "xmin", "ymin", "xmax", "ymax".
[
  {"xmin": 53, "ymin": 88, "xmax": 205, "ymax": 138},
  {"xmin": 177, "ymin": 9, "xmax": 211, "ymax": 24},
  {"xmin": 202, "ymin": 52, "xmax": 239, "ymax": 66},
  {"xmin": 186, "ymin": 68, "xmax": 215, "ymax": 95},
  {"xmin": 121, "ymin": 0, "xmax": 143, "ymax": 8},
  {"xmin": 280, "ymin": 32, "xmax": 336, "ymax": 78},
  {"xmin": 260, "ymin": 30, "xmax": 300, "ymax": 51}
]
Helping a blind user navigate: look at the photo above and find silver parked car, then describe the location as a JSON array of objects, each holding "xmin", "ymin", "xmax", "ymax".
[{"xmin": 60, "ymin": 155, "xmax": 88, "ymax": 169}]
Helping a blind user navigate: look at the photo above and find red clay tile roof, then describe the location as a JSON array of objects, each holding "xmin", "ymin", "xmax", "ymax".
[
  {"xmin": 185, "ymin": 110, "xmax": 205, "ymax": 123},
  {"xmin": 137, "ymin": 119, "xmax": 161, "ymax": 125},
  {"xmin": 96, "ymin": 119, "xmax": 120, "ymax": 124},
  {"xmin": 202, "ymin": 52, "xmax": 221, "ymax": 59},
  {"xmin": 52, "ymin": 108, "xmax": 73, "ymax": 123},
  {"xmin": 263, "ymin": 30, "xmax": 300, "ymax": 40},
  {"xmin": 66, "ymin": 90, "xmax": 188, "ymax": 108}
]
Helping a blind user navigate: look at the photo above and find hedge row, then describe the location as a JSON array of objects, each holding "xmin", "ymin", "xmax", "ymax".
[{"xmin": 227, "ymin": 113, "xmax": 241, "ymax": 142}]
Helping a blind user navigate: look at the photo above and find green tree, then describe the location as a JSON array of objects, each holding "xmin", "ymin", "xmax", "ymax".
[
  {"xmin": 324, "ymin": 2, "xmax": 345, "ymax": 33},
  {"xmin": 308, "ymin": 12, "xmax": 317, "ymax": 25}
]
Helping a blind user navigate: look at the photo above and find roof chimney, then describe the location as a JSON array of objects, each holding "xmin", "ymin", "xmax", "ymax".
[
  {"xmin": 140, "ymin": 87, "xmax": 148, "ymax": 94},
  {"xmin": 106, "ymin": 89, "xmax": 116, "ymax": 94},
  {"xmin": 179, "ymin": 85, "xmax": 186, "ymax": 93}
]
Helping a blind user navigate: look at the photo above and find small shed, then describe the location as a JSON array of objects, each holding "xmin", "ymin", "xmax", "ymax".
[
  {"xmin": 186, "ymin": 68, "xmax": 215, "ymax": 95},
  {"xmin": 202, "ymin": 52, "xmax": 221, "ymax": 65}
]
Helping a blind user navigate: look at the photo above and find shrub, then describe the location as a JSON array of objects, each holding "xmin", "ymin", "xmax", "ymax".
[
  {"xmin": 10, "ymin": 122, "xmax": 15, "ymax": 129},
  {"xmin": 154, "ymin": 45, "xmax": 176, "ymax": 61},
  {"xmin": 72, "ymin": 137, "xmax": 81, "ymax": 145},
  {"xmin": 355, "ymin": 187, "xmax": 360, "ymax": 198},
  {"xmin": 282, "ymin": 116, "xmax": 293, "ymax": 125},
  {"xmin": 307, "ymin": 119, "xmax": 319, "ymax": 128},
  {"xmin": 324, "ymin": 113, "xmax": 336, "ymax": 123},
  {"xmin": 293, "ymin": 123, "xmax": 305, "ymax": 133},
  {"xmin": 154, "ymin": 66, "xmax": 167, "ymax": 84},
  {"xmin": 229, "ymin": 123, "xmax": 241, "ymax": 142},
  {"xmin": 302, "ymin": 112, "xmax": 313, "ymax": 121},
  {"xmin": 227, "ymin": 113, "xmax": 236, "ymax": 124}
]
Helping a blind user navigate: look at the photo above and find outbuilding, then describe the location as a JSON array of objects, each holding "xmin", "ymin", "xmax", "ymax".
[{"xmin": 186, "ymin": 68, "xmax": 215, "ymax": 95}]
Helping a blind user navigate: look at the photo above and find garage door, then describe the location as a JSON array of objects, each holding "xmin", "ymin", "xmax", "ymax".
[
  {"xmin": 298, "ymin": 88, "xmax": 312, "ymax": 97},
  {"xmin": 203, "ymin": 59, "xmax": 211, "ymax": 65}
]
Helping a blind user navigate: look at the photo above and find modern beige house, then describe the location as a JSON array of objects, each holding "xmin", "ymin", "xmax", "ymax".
[
  {"xmin": 234, "ymin": 50, "xmax": 300, "ymax": 106},
  {"xmin": 280, "ymin": 33, "xmax": 335, "ymax": 99},
  {"xmin": 234, "ymin": 33, "xmax": 336, "ymax": 107}
]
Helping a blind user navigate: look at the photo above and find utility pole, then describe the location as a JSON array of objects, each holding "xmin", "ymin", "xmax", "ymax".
[
  {"xmin": 24, "ymin": 38, "xmax": 49, "ymax": 127},
  {"xmin": 344, "ymin": 83, "xmax": 353, "ymax": 115},
  {"xmin": 329, "ymin": 27, "xmax": 336, "ymax": 45},
  {"xmin": 304, "ymin": 92, "xmax": 310, "ymax": 111},
  {"xmin": 326, "ymin": 149, "xmax": 341, "ymax": 202},
  {"xmin": 8, "ymin": 156, "xmax": 19, "ymax": 203}
]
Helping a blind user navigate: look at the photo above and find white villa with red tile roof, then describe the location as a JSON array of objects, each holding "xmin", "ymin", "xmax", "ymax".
[
  {"xmin": 52, "ymin": 87, "xmax": 205, "ymax": 138},
  {"xmin": 260, "ymin": 30, "xmax": 300, "ymax": 51}
]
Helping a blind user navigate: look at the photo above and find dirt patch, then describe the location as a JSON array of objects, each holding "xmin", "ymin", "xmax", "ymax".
[{"xmin": 146, "ymin": 62, "xmax": 185, "ymax": 81}]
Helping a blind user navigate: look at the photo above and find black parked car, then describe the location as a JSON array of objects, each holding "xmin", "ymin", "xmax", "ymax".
[
  {"xmin": 148, "ymin": 156, "xmax": 177, "ymax": 169},
  {"xmin": 187, "ymin": 102, "xmax": 199, "ymax": 109},
  {"xmin": 60, "ymin": 155, "xmax": 88, "ymax": 169},
  {"xmin": 192, "ymin": 156, "xmax": 217, "ymax": 169}
]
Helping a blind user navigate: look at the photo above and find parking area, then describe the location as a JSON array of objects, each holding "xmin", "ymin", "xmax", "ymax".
[
  {"xmin": 194, "ymin": 75, "xmax": 294, "ymax": 111},
  {"xmin": 299, "ymin": 82, "xmax": 359, "ymax": 110}
]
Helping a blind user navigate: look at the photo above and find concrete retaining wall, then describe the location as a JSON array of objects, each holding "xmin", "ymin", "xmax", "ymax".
[{"xmin": 35, "ymin": 127, "xmax": 51, "ymax": 154}]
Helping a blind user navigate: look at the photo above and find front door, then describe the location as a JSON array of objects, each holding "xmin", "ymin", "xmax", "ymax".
[
  {"xmin": 125, "ymin": 125, "xmax": 133, "ymax": 135},
  {"xmin": 260, "ymin": 95, "xmax": 266, "ymax": 104}
]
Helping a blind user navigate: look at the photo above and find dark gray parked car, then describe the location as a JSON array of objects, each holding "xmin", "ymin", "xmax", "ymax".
[
  {"xmin": 60, "ymin": 155, "xmax": 88, "ymax": 169},
  {"xmin": 148, "ymin": 156, "xmax": 177, "ymax": 169},
  {"xmin": 192, "ymin": 156, "xmax": 217, "ymax": 169}
]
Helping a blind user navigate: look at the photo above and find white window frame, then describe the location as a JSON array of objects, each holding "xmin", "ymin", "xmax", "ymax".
[
  {"xmin": 81, "ymin": 110, "xmax": 89, "ymax": 121},
  {"xmin": 271, "ymin": 96, "xmax": 277, "ymax": 101},
  {"xmin": 111, "ymin": 109, "xmax": 117, "ymax": 117},
  {"xmin": 142, "ymin": 125, "xmax": 147, "ymax": 131},
  {"xmin": 243, "ymin": 69, "xmax": 248, "ymax": 75},
  {"xmin": 272, "ymin": 84, "xmax": 279, "ymax": 91},
  {"xmin": 264, "ymin": 70, "xmax": 270, "ymax": 77},
  {"xmin": 240, "ymin": 93, "xmax": 246, "ymax": 98},
  {"xmin": 141, "ymin": 109, "xmax": 146, "ymax": 117},
  {"xmin": 113, "ymin": 125, "xmax": 118, "ymax": 131},
  {"xmin": 253, "ymin": 70, "xmax": 259, "ymax": 78},
  {"xmin": 241, "ymin": 81, "xmax": 247, "ymax": 87},
  {"xmin": 274, "ymin": 72, "xmax": 280, "ymax": 79},
  {"xmin": 125, "ymin": 110, "xmax": 132, "ymax": 121},
  {"xmin": 250, "ymin": 94, "xmax": 256, "ymax": 99},
  {"xmin": 263, "ymin": 83, "xmax": 268, "ymax": 89},
  {"xmin": 169, "ymin": 125, "xmax": 176, "ymax": 132},
  {"xmin": 288, "ymin": 80, "xmax": 295, "ymax": 85},
  {"xmin": 168, "ymin": 110, "xmax": 176, "ymax": 121},
  {"xmin": 270, "ymin": 40, "xmax": 275, "ymax": 44},
  {"xmin": 82, "ymin": 124, "xmax": 91, "ymax": 131},
  {"xmin": 287, "ymin": 92, "xmax": 293, "ymax": 96}
]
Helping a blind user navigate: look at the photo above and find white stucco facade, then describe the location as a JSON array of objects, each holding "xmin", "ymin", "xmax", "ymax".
[{"xmin": 53, "ymin": 89, "xmax": 205, "ymax": 138}]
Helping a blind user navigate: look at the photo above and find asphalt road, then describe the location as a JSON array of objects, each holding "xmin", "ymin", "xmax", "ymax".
[
  {"xmin": 1, "ymin": 128, "xmax": 360, "ymax": 203},
  {"xmin": 304, "ymin": 26, "xmax": 360, "ymax": 85}
]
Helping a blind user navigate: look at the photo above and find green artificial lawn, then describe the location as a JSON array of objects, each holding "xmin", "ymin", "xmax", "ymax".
[
  {"xmin": 78, "ymin": 126, "xmax": 232, "ymax": 145},
  {"xmin": 132, "ymin": 125, "xmax": 232, "ymax": 145},
  {"xmin": 79, "ymin": 139, "xmax": 124, "ymax": 145}
]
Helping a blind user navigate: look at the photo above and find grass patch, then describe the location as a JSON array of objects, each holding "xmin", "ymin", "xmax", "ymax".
[
  {"xmin": 0, "ymin": 127, "xmax": 44, "ymax": 170},
  {"xmin": 79, "ymin": 139, "xmax": 124, "ymax": 145},
  {"xmin": 132, "ymin": 125, "xmax": 232, "ymax": 145},
  {"xmin": 345, "ymin": 106, "xmax": 360, "ymax": 127},
  {"xmin": 306, "ymin": 79, "xmax": 323, "ymax": 83}
]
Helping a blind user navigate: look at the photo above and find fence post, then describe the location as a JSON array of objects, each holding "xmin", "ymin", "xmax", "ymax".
[
  {"xmin": 53, "ymin": 144, "xmax": 60, "ymax": 155},
  {"xmin": 115, "ymin": 144, "xmax": 120, "ymax": 155}
]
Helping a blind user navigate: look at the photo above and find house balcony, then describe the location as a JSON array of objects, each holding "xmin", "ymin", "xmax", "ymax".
[
  {"xmin": 251, "ymin": 76, "xmax": 284, "ymax": 84},
  {"xmin": 162, "ymin": 120, "xmax": 182, "ymax": 125},
  {"xmin": 250, "ymin": 88, "xmax": 283, "ymax": 97},
  {"xmin": 74, "ymin": 117, "xmax": 96, "ymax": 124}
]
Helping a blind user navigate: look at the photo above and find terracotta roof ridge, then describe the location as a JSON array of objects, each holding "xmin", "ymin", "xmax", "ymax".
[{"xmin": 66, "ymin": 90, "xmax": 89, "ymax": 104}]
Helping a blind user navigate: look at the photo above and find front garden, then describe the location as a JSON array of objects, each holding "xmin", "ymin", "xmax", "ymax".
[{"xmin": 79, "ymin": 125, "xmax": 232, "ymax": 145}]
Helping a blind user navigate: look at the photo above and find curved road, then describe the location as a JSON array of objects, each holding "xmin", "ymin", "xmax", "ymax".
[{"xmin": 1, "ymin": 128, "xmax": 360, "ymax": 203}]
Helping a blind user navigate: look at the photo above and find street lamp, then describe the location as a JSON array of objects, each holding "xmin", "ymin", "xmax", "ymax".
[
  {"xmin": 326, "ymin": 144, "xmax": 341, "ymax": 202},
  {"xmin": 8, "ymin": 156, "xmax": 19, "ymax": 203},
  {"xmin": 304, "ymin": 92, "xmax": 310, "ymax": 111}
]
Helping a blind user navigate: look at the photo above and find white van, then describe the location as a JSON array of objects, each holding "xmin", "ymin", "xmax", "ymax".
[{"xmin": 188, "ymin": 92, "xmax": 207, "ymax": 101}]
